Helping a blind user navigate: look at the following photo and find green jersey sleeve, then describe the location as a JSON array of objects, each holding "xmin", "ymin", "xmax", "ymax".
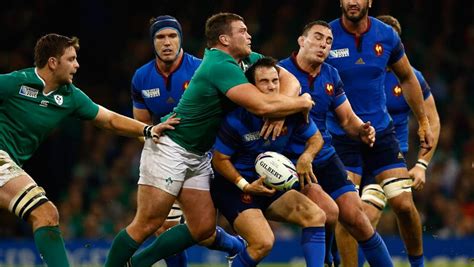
[
  {"xmin": 71, "ymin": 87, "xmax": 100, "ymax": 120},
  {"xmin": 0, "ymin": 74, "xmax": 17, "ymax": 100}
]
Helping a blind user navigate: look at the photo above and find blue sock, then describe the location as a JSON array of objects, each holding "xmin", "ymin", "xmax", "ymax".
[
  {"xmin": 207, "ymin": 226, "xmax": 245, "ymax": 256},
  {"xmin": 232, "ymin": 249, "xmax": 259, "ymax": 267},
  {"xmin": 301, "ymin": 227, "xmax": 325, "ymax": 267},
  {"xmin": 324, "ymin": 227, "xmax": 334, "ymax": 265},
  {"xmin": 359, "ymin": 232, "xmax": 393, "ymax": 267},
  {"xmin": 164, "ymin": 250, "xmax": 188, "ymax": 267},
  {"xmin": 408, "ymin": 254, "xmax": 424, "ymax": 267},
  {"xmin": 358, "ymin": 246, "xmax": 366, "ymax": 267}
]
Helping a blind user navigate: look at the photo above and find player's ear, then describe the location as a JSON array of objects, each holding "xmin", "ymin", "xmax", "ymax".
[
  {"xmin": 219, "ymin": 34, "xmax": 229, "ymax": 46},
  {"xmin": 47, "ymin": 57, "xmax": 58, "ymax": 69},
  {"xmin": 297, "ymin": 36, "xmax": 305, "ymax": 47}
]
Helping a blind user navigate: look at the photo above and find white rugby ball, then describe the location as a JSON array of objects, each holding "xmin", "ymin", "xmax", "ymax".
[{"xmin": 255, "ymin": 151, "xmax": 299, "ymax": 191}]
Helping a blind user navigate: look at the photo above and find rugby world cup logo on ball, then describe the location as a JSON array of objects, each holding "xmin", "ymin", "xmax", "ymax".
[{"xmin": 255, "ymin": 151, "xmax": 299, "ymax": 191}]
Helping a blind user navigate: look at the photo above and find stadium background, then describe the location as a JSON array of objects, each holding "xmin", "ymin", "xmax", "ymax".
[{"xmin": 0, "ymin": 0, "xmax": 473, "ymax": 266}]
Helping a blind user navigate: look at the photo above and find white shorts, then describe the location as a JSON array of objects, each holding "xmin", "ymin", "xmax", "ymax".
[
  {"xmin": 0, "ymin": 150, "xmax": 27, "ymax": 187},
  {"xmin": 138, "ymin": 136, "xmax": 213, "ymax": 196}
]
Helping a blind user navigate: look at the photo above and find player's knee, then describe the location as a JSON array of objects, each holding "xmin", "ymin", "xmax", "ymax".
[
  {"xmin": 361, "ymin": 184, "xmax": 387, "ymax": 211},
  {"xmin": 248, "ymin": 234, "xmax": 274, "ymax": 260},
  {"xmin": 300, "ymin": 203, "xmax": 326, "ymax": 227},
  {"xmin": 190, "ymin": 222, "xmax": 215, "ymax": 242},
  {"xmin": 390, "ymin": 193, "xmax": 417, "ymax": 217},
  {"xmin": 29, "ymin": 201, "xmax": 60, "ymax": 228}
]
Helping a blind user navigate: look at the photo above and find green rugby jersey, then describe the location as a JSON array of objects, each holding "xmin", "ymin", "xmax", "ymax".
[
  {"xmin": 0, "ymin": 68, "xmax": 99, "ymax": 166},
  {"xmin": 164, "ymin": 49, "xmax": 262, "ymax": 154}
]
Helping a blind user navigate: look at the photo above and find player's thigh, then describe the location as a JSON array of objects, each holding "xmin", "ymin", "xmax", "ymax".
[
  {"xmin": 135, "ymin": 184, "xmax": 176, "ymax": 225},
  {"xmin": 314, "ymin": 154, "xmax": 358, "ymax": 199},
  {"xmin": 301, "ymin": 183, "xmax": 339, "ymax": 225},
  {"xmin": 265, "ymin": 190, "xmax": 323, "ymax": 227},
  {"xmin": 178, "ymin": 188, "xmax": 216, "ymax": 240},
  {"xmin": 0, "ymin": 174, "xmax": 36, "ymax": 209},
  {"xmin": 234, "ymin": 208, "xmax": 274, "ymax": 248}
]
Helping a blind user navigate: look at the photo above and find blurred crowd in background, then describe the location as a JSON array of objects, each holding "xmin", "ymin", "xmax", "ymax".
[{"xmin": 0, "ymin": 0, "xmax": 473, "ymax": 241}]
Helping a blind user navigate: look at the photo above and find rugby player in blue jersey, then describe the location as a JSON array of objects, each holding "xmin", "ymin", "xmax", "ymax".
[
  {"xmin": 356, "ymin": 15, "xmax": 440, "ymax": 267},
  {"xmin": 280, "ymin": 20, "xmax": 392, "ymax": 267},
  {"xmin": 326, "ymin": 1, "xmax": 435, "ymax": 267},
  {"xmin": 211, "ymin": 57, "xmax": 330, "ymax": 267}
]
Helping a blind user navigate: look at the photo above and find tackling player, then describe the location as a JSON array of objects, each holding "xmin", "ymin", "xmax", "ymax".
[
  {"xmin": 326, "ymin": 1, "xmax": 434, "ymax": 266},
  {"xmin": 0, "ymin": 33, "xmax": 178, "ymax": 267}
]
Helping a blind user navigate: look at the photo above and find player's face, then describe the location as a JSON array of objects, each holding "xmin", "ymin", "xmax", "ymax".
[
  {"xmin": 254, "ymin": 66, "xmax": 280, "ymax": 95},
  {"xmin": 227, "ymin": 20, "xmax": 252, "ymax": 59},
  {"xmin": 300, "ymin": 25, "xmax": 333, "ymax": 64},
  {"xmin": 340, "ymin": 0, "xmax": 371, "ymax": 22},
  {"xmin": 54, "ymin": 46, "xmax": 79, "ymax": 85},
  {"xmin": 154, "ymin": 28, "xmax": 181, "ymax": 63}
]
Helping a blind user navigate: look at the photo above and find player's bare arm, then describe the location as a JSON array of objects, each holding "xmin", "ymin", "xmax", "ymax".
[
  {"xmin": 226, "ymin": 83, "xmax": 314, "ymax": 119},
  {"xmin": 212, "ymin": 150, "xmax": 275, "ymax": 196},
  {"xmin": 295, "ymin": 130, "xmax": 323, "ymax": 188},
  {"xmin": 410, "ymin": 95, "xmax": 440, "ymax": 190},
  {"xmin": 334, "ymin": 100, "xmax": 375, "ymax": 146},
  {"xmin": 391, "ymin": 55, "xmax": 434, "ymax": 151},
  {"xmin": 133, "ymin": 107, "xmax": 153, "ymax": 142}
]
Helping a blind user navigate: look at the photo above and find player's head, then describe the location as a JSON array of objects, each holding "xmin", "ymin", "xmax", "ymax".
[
  {"xmin": 297, "ymin": 20, "xmax": 333, "ymax": 65},
  {"xmin": 245, "ymin": 57, "xmax": 280, "ymax": 95},
  {"xmin": 377, "ymin": 15, "xmax": 402, "ymax": 36},
  {"xmin": 340, "ymin": 0, "xmax": 372, "ymax": 22},
  {"xmin": 34, "ymin": 33, "xmax": 80, "ymax": 85},
  {"xmin": 149, "ymin": 15, "xmax": 183, "ymax": 63},
  {"xmin": 205, "ymin": 12, "xmax": 251, "ymax": 59}
]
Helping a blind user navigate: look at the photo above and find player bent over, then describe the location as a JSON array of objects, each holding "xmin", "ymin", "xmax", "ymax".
[
  {"xmin": 0, "ymin": 33, "xmax": 178, "ymax": 267},
  {"xmin": 211, "ymin": 57, "xmax": 327, "ymax": 267}
]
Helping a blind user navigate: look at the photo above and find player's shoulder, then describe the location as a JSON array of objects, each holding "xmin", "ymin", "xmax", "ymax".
[
  {"xmin": 321, "ymin": 62, "xmax": 340, "ymax": 79},
  {"xmin": 183, "ymin": 52, "xmax": 202, "ymax": 66},
  {"xmin": 134, "ymin": 59, "xmax": 156, "ymax": 77},
  {"xmin": 278, "ymin": 56, "xmax": 293, "ymax": 69},
  {"xmin": 370, "ymin": 16, "xmax": 398, "ymax": 38}
]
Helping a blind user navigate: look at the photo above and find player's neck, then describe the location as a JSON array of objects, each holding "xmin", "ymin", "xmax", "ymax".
[
  {"xmin": 296, "ymin": 53, "xmax": 321, "ymax": 77},
  {"xmin": 156, "ymin": 50, "xmax": 183, "ymax": 77},
  {"xmin": 36, "ymin": 68, "xmax": 60, "ymax": 94},
  {"xmin": 342, "ymin": 16, "xmax": 369, "ymax": 35}
]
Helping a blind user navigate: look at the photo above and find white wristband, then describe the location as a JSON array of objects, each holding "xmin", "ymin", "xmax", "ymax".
[{"xmin": 236, "ymin": 178, "xmax": 249, "ymax": 191}]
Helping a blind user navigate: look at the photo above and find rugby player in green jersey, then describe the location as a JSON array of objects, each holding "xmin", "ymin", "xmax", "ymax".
[
  {"xmin": 0, "ymin": 33, "xmax": 179, "ymax": 267},
  {"xmin": 106, "ymin": 12, "xmax": 314, "ymax": 267}
]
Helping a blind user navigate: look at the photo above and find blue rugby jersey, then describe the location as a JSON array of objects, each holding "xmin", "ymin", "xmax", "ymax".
[
  {"xmin": 279, "ymin": 55, "xmax": 346, "ymax": 165},
  {"xmin": 385, "ymin": 67, "xmax": 431, "ymax": 152},
  {"xmin": 326, "ymin": 16, "xmax": 405, "ymax": 134},
  {"xmin": 214, "ymin": 109, "xmax": 318, "ymax": 181},
  {"xmin": 131, "ymin": 52, "xmax": 201, "ymax": 123}
]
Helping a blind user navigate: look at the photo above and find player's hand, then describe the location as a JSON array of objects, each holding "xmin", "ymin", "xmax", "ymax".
[
  {"xmin": 296, "ymin": 153, "xmax": 317, "ymax": 190},
  {"xmin": 301, "ymin": 93, "xmax": 315, "ymax": 123},
  {"xmin": 409, "ymin": 165, "xmax": 426, "ymax": 191},
  {"xmin": 359, "ymin": 121, "xmax": 375, "ymax": 147},
  {"xmin": 151, "ymin": 113, "xmax": 180, "ymax": 143},
  {"xmin": 417, "ymin": 118, "xmax": 434, "ymax": 155},
  {"xmin": 245, "ymin": 176, "xmax": 276, "ymax": 196},
  {"xmin": 260, "ymin": 118, "xmax": 285, "ymax": 140}
]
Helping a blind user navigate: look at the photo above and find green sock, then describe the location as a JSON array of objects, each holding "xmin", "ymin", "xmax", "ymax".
[
  {"xmin": 33, "ymin": 226, "xmax": 70, "ymax": 267},
  {"xmin": 104, "ymin": 229, "xmax": 140, "ymax": 267},
  {"xmin": 131, "ymin": 224, "xmax": 197, "ymax": 267}
]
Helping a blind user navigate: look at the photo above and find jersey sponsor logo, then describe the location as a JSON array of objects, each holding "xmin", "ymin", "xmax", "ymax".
[
  {"xmin": 182, "ymin": 81, "xmax": 190, "ymax": 90},
  {"xmin": 392, "ymin": 85, "xmax": 402, "ymax": 97},
  {"xmin": 19, "ymin": 86, "xmax": 39, "ymax": 98},
  {"xmin": 54, "ymin": 95, "xmax": 63, "ymax": 105},
  {"xmin": 355, "ymin": 58, "xmax": 365, "ymax": 64},
  {"xmin": 325, "ymin": 83, "xmax": 335, "ymax": 95},
  {"xmin": 39, "ymin": 100, "xmax": 49, "ymax": 107},
  {"xmin": 374, "ymin": 43, "xmax": 384, "ymax": 56},
  {"xmin": 142, "ymin": 88, "xmax": 161, "ymax": 98},
  {"xmin": 243, "ymin": 131, "xmax": 260, "ymax": 142},
  {"xmin": 329, "ymin": 48, "xmax": 350, "ymax": 58}
]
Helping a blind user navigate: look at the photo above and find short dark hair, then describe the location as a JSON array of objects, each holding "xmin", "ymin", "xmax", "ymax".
[
  {"xmin": 205, "ymin": 12, "xmax": 244, "ymax": 48},
  {"xmin": 34, "ymin": 33, "xmax": 79, "ymax": 68},
  {"xmin": 301, "ymin": 20, "xmax": 331, "ymax": 36},
  {"xmin": 245, "ymin": 57, "xmax": 279, "ymax": 85},
  {"xmin": 377, "ymin": 15, "xmax": 402, "ymax": 36}
]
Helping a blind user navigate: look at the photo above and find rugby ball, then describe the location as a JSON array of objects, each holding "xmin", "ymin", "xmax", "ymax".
[{"xmin": 255, "ymin": 151, "xmax": 299, "ymax": 191}]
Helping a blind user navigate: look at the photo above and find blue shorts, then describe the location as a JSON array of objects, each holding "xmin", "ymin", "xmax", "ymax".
[
  {"xmin": 331, "ymin": 123, "xmax": 407, "ymax": 177},
  {"xmin": 360, "ymin": 152, "xmax": 408, "ymax": 190},
  {"xmin": 313, "ymin": 153, "xmax": 356, "ymax": 200},
  {"xmin": 210, "ymin": 174, "xmax": 284, "ymax": 225}
]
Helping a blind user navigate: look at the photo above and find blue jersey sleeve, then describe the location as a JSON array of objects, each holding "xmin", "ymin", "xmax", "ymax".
[
  {"xmin": 388, "ymin": 28, "xmax": 405, "ymax": 65},
  {"xmin": 413, "ymin": 69, "xmax": 431, "ymax": 100},
  {"xmin": 332, "ymin": 70, "xmax": 347, "ymax": 109},
  {"xmin": 214, "ymin": 113, "xmax": 243, "ymax": 156},
  {"xmin": 130, "ymin": 72, "xmax": 147, "ymax": 109},
  {"xmin": 293, "ymin": 117, "xmax": 318, "ymax": 141}
]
